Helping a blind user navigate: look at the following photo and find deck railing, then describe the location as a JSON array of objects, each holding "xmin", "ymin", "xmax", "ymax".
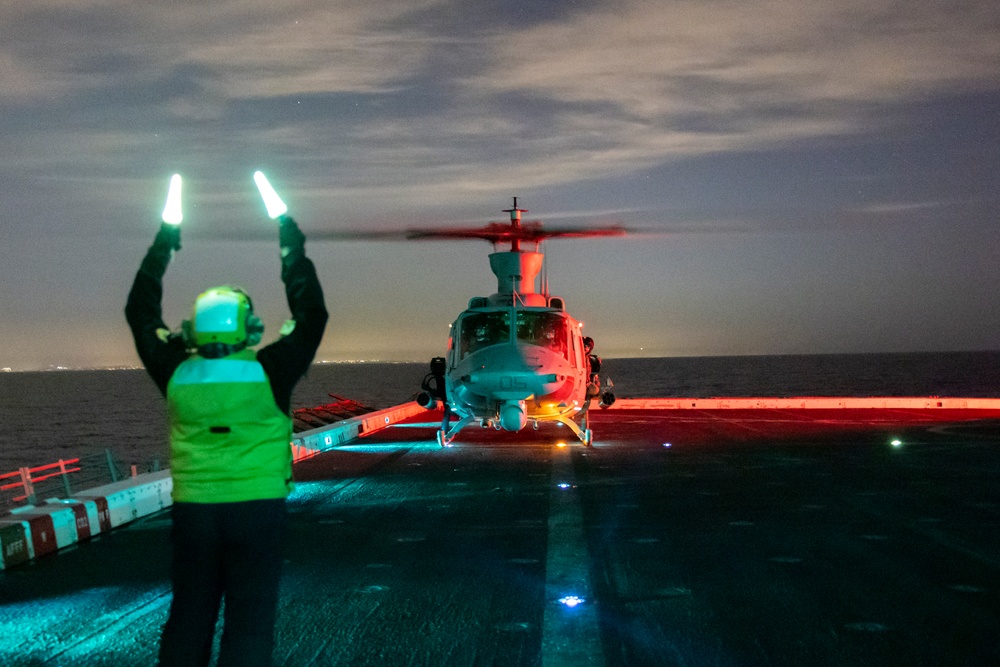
[{"xmin": 0, "ymin": 450, "xmax": 160, "ymax": 511}]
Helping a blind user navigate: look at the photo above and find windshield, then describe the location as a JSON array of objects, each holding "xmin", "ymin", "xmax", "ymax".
[
  {"xmin": 459, "ymin": 311, "xmax": 510, "ymax": 358},
  {"xmin": 515, "ymin": 311, "xmax": 569, "ymax": 359}
]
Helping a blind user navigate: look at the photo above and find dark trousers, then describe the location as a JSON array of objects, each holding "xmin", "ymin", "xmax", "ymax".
[{"xmin": 158, "ymin": 499, "xmax": 287, "ymax": 667}]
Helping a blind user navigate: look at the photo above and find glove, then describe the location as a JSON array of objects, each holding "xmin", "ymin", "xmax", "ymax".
[
  {"xmin": 153, "ymin": 222, "xmax": 181, "ymax": 252},
  {"xmin": 278, "ymin": 215, "xmax": 305, "ymax": 255}
]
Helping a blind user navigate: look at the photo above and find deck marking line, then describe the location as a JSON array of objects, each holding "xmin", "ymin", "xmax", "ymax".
[{"xmin": 541, "ymin": 445, "xmax": 605, "ymax": 667}]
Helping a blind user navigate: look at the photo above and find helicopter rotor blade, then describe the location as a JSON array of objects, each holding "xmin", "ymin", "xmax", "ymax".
[
  {"xmin": 401, "ymin": 222, "xmax": 628, "ymax": 244},
  {"xmin": 156, "ymin": 218, "xmax": 742, "ymax": 244}
]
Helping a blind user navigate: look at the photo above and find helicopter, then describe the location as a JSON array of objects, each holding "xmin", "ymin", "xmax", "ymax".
[{"xmin": 404, "ymin": 198, "xmax": 624, "ymax": 447}]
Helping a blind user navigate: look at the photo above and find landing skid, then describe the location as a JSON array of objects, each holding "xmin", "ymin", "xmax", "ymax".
[
  {"xmin": 437, "ymin": 414, "xmax": 475, "ymax": 447},
  {"xmin": 435, "ymin": 399, "xmax": 595, "ymax": 447},
  {"xmin": 554, "ymin": 413, "xmax": 593, "ymax": 446}
]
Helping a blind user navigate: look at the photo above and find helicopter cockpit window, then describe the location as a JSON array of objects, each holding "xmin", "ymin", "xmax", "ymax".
[
  {"xmin": 516, "ymin": 311, "xmax": 569, "ymax": 359},
  {"xmin": 459, "ymin": 311, "xmax": 510, "ymax": 358}
]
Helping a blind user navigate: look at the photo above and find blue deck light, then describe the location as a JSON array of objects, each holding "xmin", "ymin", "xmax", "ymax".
[{"xmin": 558, "ymin": 595, "xmax": 585, "ymax": 608}]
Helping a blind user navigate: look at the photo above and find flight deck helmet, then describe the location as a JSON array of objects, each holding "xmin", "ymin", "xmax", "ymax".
[{"xmin": 190, "ymin": 286, "xmax": 264, "ymax": 349}]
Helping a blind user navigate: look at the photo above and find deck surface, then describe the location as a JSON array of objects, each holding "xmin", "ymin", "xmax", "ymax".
[{"xmin": 2, "ymin": 405, "xmax": 999, "ymax": 666}]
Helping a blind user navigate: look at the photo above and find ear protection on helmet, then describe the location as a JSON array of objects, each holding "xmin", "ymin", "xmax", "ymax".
[
  {"xmin": 180, "ymin": 319, "xmax": 196, "ymax": 348},
  {"xmin": 245, "ymin": 313, "xmax": 264, "ymax": 347}
]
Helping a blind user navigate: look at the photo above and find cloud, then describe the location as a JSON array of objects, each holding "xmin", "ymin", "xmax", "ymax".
[
  {"xmin": 443, "ymin": 0, "xmax": 1000, "ymax": 177},
  {"xmin": 0, "ymin": 1, "xmax": 448, "ymax": 105},
  {"xmin": 851, "ymin": 200, "xmax": 951, "ymax": 215},
  {"xmin": 2, "ymin": 0, "xmax": 998, "ymax": 215}
]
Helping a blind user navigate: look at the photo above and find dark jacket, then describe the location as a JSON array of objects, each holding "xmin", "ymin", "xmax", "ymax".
[{"xmin": 125, "ymin": 221, "xmax": 328, "ymax": 415}]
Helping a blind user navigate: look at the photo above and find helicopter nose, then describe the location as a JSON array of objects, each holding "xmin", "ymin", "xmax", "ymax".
[{"xmin": 460, "ymin": 370, "xmax": 562, "ymax": 399}]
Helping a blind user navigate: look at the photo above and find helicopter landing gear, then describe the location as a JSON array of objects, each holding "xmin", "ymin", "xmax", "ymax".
[
  {"xmin": 554, "ymin": 414, "xmax": 594, "ymax": 447},
  {"xmin": 438, "ymin": 414, "xmax": 474, "ymax": 447}
]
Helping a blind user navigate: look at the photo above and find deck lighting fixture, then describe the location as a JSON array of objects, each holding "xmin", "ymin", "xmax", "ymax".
[
  {"xmin": 558, "ymin": 595, "xmax": 585, "ymax": 608},
  {"xmin": 161, "ymin": 174, "xmax": 182, "ymax": 225},
  {"xmin": 253, "ymin": 171, "xmax": 289, "ymax": 219}
]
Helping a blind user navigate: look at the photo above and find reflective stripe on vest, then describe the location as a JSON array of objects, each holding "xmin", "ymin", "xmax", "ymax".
[{"xmin": 171, "ymin": 359, "xmax": 267, "ymax": 385}]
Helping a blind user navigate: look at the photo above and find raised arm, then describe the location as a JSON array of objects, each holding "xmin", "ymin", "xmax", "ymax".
[
  {"xmin": 124, "ymin": 223, "xmax": 188, "ymax": 394},
  {"xmin": 257, "ymin": 216, "xmax": 329, "ymax": 412}
]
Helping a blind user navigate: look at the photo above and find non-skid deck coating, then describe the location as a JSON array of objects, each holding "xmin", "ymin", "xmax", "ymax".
[{"xmin": 2, "ymin": 404, "xmax": 999, "ymax": 666}]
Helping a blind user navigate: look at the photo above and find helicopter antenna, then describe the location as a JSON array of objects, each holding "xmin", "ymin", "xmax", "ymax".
[
  {"xmin": 541, "ymin": 245, "xmax": 549, "ymax": 298},
  {"xmin": 502, "ymin": 196, "xmax": 528, "ymax": 252}
]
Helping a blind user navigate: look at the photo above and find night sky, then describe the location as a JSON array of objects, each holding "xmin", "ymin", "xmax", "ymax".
[{"xmin": 2, "ymin": 1, "xmax": 999, "ymax": 371}]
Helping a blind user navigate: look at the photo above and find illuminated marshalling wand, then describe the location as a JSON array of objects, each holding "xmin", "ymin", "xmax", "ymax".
[
  {"xmin": 253, "ymin": 171, "xmax": 289, "ymax": 220},
  {"xmin": 161, "ymin": 174, "xmax": 183, "ymax": 225}
]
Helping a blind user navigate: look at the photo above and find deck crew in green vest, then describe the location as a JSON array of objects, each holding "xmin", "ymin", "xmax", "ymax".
[{"xmin": 126, "ymin": 193, "xmax": 327, "ymax": 666}]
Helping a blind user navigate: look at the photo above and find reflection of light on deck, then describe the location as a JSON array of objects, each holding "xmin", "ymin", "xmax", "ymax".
[
  {"xmin": 0, "ymin": 585, "xmax": 170, "ymax": 662},
  {"xmin": 340, "ymin": 442, "xmax": 440, "ymax": 453}
]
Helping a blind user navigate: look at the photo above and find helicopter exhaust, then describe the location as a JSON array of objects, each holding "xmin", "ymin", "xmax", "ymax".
[{"xmin": 416, "ymin": 391, "xmax": 438, "ymax": 410}]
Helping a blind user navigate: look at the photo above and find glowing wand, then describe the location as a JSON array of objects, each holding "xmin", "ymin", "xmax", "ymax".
[
  {"xmin": 253, "ymin": 171, "xmax": 289, "ymax": 220},
  {"xmin": 161, "ymin": 174, "xmax": 183, "ymax": 225}
]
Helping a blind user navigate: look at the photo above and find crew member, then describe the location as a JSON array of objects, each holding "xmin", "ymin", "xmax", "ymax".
[
  {"xmin": 125, "ymin": 215, "xmax": 327, "ymax": 666},
  {"xmin": 584, "ymin": 336, "xmax": 601, "ymax": 398}
]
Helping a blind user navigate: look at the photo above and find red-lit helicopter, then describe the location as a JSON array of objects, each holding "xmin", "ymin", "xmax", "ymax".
[{"xmin": 398, "ymin": 199, "xmax": 624, "ymax": 446}]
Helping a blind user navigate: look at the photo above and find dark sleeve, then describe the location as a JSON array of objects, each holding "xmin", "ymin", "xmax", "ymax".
[
  {"xmin": 257, "ymin": 220, "xmax": 328, "ymax": 414},
  {"xmin": 124, "ymin": 225, "xmax": 189, "ymax": 395}
]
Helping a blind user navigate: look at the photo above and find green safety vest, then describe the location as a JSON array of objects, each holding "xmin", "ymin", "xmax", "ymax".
[{"xmin": 166, "ymin": 348, "xmax": 293, "ymax": 503}]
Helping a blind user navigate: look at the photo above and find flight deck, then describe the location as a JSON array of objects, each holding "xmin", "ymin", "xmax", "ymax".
[{"xmin": 2, "ymin": 401, "xmax": 999, "ymax": 666}]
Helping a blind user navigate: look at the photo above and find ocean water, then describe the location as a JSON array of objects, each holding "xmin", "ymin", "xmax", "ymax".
[{"xmin": 1, "ymin": 352, "xmax": 999, "ymax": 475}]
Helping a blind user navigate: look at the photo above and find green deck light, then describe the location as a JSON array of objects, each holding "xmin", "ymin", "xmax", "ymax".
[
  {"xmin": 253, "ymin": 171, "xmax": 289, "ymax": 219},
  {"xmin": 161, "ymin": 174, "xmax": 182, "ymax": 225}
]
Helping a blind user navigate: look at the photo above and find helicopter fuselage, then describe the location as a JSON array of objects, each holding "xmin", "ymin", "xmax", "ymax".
[{"xmin": 444, "ymin": 305, "xmax": 589, "ymax": 432}]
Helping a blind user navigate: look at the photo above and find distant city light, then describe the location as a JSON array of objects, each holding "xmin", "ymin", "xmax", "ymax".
[
  {"xmin": 662, "ymin": 442, "xmax": 672, "ymax": 448},
  {"xmin": 253, "ymin": 171, "xmax": 289, "ymax": 219},
  {"xmin": 556, "ymin": 442, "xmax": 567, "ymax": 448},
  {"xmin": 558, "ymin": 595, "xmax": 585, "ymax": 608},
  {"xmin": 161, "ymin": 174, "xmax": 182, "ymax": 225},
  {"xmin": 557, "ymin": 482, "xmax": 571, "ymax": 489},
  {"xmin": 890, "ymin": 439, "xmax": 903, "ymax": 447}
]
